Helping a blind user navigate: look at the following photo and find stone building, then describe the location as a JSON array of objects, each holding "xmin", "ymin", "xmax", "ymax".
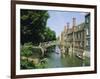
[
  {"xmin": 84, "ymin": 13, "xmax": 90, "ymax": 58},
  {"xmin": 60, "ymin": 15, "xmax": 90, "ymax": 59},
  {"xmin": 60, "ymin": 26, "xmax": 67, "ymax": 54}
]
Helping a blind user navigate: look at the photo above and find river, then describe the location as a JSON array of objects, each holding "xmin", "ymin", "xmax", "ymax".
[{"xmin": 43, "ymin": 45, "xmax": 90, "ymax": 68}]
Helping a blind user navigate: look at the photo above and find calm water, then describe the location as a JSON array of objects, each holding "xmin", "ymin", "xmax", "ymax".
[{"xmin": 44, "ymin": 45, "xmax": 90, "ymax": 68}]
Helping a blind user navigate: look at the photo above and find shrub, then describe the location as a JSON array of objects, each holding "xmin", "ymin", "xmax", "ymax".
[
  {"xmin": 21, "ymin": 42, "xmax": 33, "ymax": 57},
  {"xmin": 21, "ymin": 59, "xmax": 36, "ymax": 69}
]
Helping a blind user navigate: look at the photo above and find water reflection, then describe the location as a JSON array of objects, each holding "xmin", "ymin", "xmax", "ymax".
[{"xmin": 45, "ymin": 45, "xmax": 90, "ymax": 68}]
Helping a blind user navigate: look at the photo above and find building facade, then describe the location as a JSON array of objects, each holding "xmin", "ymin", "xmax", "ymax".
[
  {"xmin": 60, "ymin": 14, "xmax": 90, "ymax": 59},
  {"xmin": 84, "ymin": 13, "xmax": 90, "ymax": 58}
]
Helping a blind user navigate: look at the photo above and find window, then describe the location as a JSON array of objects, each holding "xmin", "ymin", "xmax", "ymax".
[
  {"xmin": 86, "ymin": 40, "xmax": 88, "ymax": 46},
  {"xmin": 86, "ymin": 29, "xmax": 89, "ymax": 35},
  {"xmin": 86, "ymin": 18, "xmax": 89, "ymax": 23}
]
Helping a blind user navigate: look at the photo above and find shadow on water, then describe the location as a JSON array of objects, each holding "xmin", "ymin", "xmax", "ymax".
[
  {"xmin": 61, "ymin": 55, "xmax": 84, "ymax": 67},
  {"xmin": 41, "ymin": 45, "xmax": 90, "ymax": 68}
]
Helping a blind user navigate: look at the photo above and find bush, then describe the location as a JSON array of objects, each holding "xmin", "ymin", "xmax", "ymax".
[
  {"xmin": 21, "ymin": 59, "xmax": 36, "ymax": 69},
  {"xmin": 21, "ymin": 42, "xmax": 33, "ymax": 57}
]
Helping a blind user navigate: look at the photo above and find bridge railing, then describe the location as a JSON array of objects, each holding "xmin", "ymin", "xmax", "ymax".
[{"xmin": 39, "ymin": 40, "xmax": 57, "ymax": 48}]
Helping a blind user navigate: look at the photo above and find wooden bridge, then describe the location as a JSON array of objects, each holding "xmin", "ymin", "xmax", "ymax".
[
  {"xmin": 32, "ymin": 40, "xmax": 59, "ymax": 56},
  {"xmin": 39, "ymin": 40, "xmax": 59, "ymax": 56}
]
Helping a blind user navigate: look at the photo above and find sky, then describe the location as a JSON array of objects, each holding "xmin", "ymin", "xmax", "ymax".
[{"xmin": 47, "ymin": 10, "xmax": 88, "ymax": 37}]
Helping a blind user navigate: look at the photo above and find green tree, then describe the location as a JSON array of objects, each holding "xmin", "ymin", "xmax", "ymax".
[
  {"xmin": 21, "ymin": 9, "xmax": 56, "ymax": 45},
  {"xmin": 21, "ymin": 9, "xmax": 49, "ymax": 45},
  {"xmin": 43, "ymin": 27, "xmax": 56, "ymax": 42}
]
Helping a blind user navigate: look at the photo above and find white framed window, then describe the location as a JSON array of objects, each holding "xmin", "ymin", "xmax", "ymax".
[
  {"xmin": 86, "ymin": 40, "xmax": 88, "ymax": 46},
  {"xmin": 86, "ymin": 29, "xmax": 89, "ymax": 35},
  {"xmin": 86, "ymin": 18, "xmax": 89, "ymax": 23}
]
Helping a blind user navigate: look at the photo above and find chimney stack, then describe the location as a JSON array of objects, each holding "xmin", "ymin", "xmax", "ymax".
[
  {"xmin": 73, "ymin": 17, "xmax": 76, "ymax": 27},
  {"xmin": 64, "ymin": 25, "xmax": 67, "ymax": 33},
  {"xmin": 67, "ymin": 22, "xmax": 69, "ymax": 29},
  {"xmin": 67, "ymin": 22, "xmax": 69, "ymax": 32},
  {"xmin": 72, "ymin": 17, "xmax": 76, "ymax": 31}
]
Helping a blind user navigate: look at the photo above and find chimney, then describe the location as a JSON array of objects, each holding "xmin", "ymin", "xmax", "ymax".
[
  {"xmin": 67, "ymin": 22, "xmax": 69, "ymax": 32},
  {"xmin": 72, "ymin": 17, "xmax": 76, "ymax": 31},
  {"xmin": 64, "ymin": 25, "xmax": 67, "ymax": 32},
  {"xmin": 67, "ymin": 22, "xmax": 69, "ymax": 29}
]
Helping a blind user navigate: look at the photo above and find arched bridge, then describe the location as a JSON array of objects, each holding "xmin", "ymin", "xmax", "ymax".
[{"xmin": 32, "ymin": 40, "xmax": 59, "ymax": 56}]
